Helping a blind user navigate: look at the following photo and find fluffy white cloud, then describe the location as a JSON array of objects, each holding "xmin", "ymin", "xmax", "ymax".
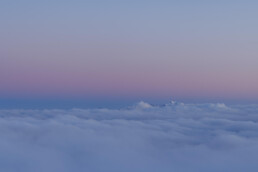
[{"xmin": 0, "ymin": 101, "xmax": 258, "ymax": 172}]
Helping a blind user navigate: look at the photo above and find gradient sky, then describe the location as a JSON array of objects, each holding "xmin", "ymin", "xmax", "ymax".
[{"xmin": 1, "ymin": 0, "xmax": 258, "ymax": 107}]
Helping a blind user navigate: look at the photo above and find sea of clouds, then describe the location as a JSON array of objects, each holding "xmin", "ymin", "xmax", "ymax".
[{"xmin": 1, "ymin": 101, "xmax": 258, "ymax": 172}]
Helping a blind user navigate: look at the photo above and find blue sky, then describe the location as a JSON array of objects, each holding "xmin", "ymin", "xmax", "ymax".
[{"xmin": 1, "ymin": 0, "xmax": 258, "ymax": 108}]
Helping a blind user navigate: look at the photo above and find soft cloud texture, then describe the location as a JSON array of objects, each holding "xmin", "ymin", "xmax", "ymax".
[{"xmin": 1, "ymin": 101, "xmax": 258, "ymax": 172}]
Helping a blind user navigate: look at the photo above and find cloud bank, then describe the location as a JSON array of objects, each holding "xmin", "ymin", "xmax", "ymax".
[{"xmin": 1, "ymin": 101, "xmax": 258, "ymax": 172}]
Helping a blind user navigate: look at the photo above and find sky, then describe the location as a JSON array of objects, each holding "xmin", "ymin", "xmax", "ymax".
[{"xmin": 1, "ymin": 0, "xmax": 258, "ymax": 107}]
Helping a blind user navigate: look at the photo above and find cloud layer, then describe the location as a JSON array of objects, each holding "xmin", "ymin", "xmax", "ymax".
[{"xmin": 1, "ymin": 101, "xmax": 258, "ymax": 172}]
